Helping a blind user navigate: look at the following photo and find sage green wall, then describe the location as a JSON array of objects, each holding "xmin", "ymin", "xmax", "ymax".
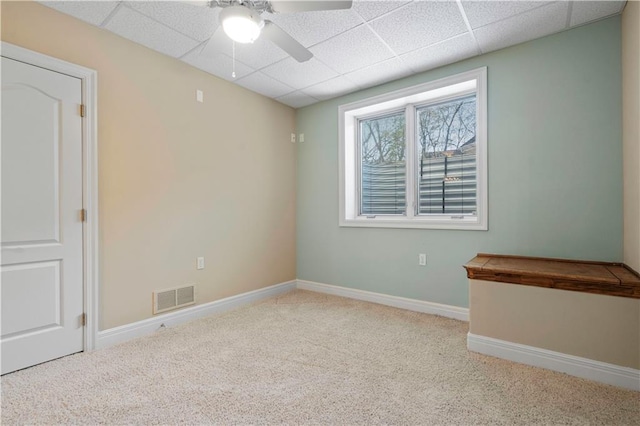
[{"xmin": 296, "ymin": 17, "xmax": 622, "ymax": 308}]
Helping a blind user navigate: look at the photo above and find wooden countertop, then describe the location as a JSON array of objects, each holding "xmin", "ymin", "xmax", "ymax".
[{"xmin": 464, "ymin": 254, "xmax": 640, "ymax": 299}]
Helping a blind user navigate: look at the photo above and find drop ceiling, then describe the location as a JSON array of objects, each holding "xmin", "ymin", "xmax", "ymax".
[{"xmin": 40, "ymin": 0, "xmax": 626, "ymax": 108}]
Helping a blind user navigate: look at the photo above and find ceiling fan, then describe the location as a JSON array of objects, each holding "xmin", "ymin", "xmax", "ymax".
[{"xmin": 192, "ymin": 0, "xmax": 353, "ymax": 63}]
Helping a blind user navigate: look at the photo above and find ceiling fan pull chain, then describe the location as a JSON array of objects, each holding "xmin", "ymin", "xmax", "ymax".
[{"xmin": 232, "ymin": 41, "xmax": 236, "ymax": 79}]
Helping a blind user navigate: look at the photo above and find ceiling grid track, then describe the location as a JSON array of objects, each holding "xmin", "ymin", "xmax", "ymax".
[
  {"xmin": 565, "ymin": 1, "xmax": 575, "ymax": 28},
  {"xmin": 99, "ymin": 2, "xmax": 124, "ymax": 28},
  {"xmin": 455, "ymin": 0, "xmax": 483, "ymax": 56}
]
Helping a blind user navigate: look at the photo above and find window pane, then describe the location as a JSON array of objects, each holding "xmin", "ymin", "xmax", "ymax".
[
  {"xmin": 359, "ymin": 112, "xmax": 406, "ymax": 215},
  {"xmin": 416, "ymin": 95, "xmax": 476, "ymax": 215}
]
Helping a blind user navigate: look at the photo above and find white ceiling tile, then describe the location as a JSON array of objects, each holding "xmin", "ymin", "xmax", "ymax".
[
  {"xmin": 310, "ymin": 25, "xmax": 394, "ymax": 74},
  {"xmin": 125, "ymin": 1, "xmax": 219, "ymax": 41},
  {"xmin": 369, "ymin": 1, "xmax": 468, "ymax": 55},
  {"xmin": 42, "ymin": 0, "xmax": 623, "ymax": 106},
  {"xmin": 276, "ymin": 91, "xmax": 319, "ymax": 108},
  {"xmin": 570, "ymin": 0, "xmax": 625, "ymax": 27},
  {"xmin": 235, "ymin": 72, "xmax": 295, "ymax": 98},
  {"xmin": 105, "ymin": 6, "xmax": 201, "ymax": 57},
  {"xmin": 461, "ymin": 1, "xmax": 549, "ymax": 29},
  {"xmin": 474, "ymin": 2, "xmax": 569, "ymax": 54},
  {"xmin": 261, "ymin": 57, "xmax": 339, "ymax": 89},
  {"xmin": 343, "ymin": 56, "xmax": 414, "ymax": 90},
  {"xmin": 353, "ymin": 0, "xmax": 411, "ymax": 21},
  {"xmin": 182, "ymin": 46, "xmax": 255, "ymax": 81},
  {"xmin": 200, "ymin": 28, "xmax": 289, "ymax": 70},
  {"xmin": 39, "ymin": 1, "xmax": 119, "ymax": 26},
  {"xmin": 302, "ymin": 76, "xmax": 360, "ymax": 100},
  {"xmin": 263, "ymin": 9, "xmax": 364, "ymax": 47},
  {"xmin": 400, "ymin": 33, "xmax": 479, "ymax": 73}
]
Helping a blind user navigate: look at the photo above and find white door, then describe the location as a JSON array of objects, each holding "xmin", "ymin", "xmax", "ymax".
[{"xmin": 1, "ymin": 57, "xmax": 84, "ymax": 374}]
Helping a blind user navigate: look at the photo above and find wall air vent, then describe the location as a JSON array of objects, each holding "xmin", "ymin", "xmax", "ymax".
[{"xmin": 153, "ymin": 285, "xmax": 195, "ymax": 314}]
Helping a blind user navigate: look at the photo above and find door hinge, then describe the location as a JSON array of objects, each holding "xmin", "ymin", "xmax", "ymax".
[
  {"xmin": 80, "ymin": 104, "xmax": 86, "ymax": 118},
  {"xmin": 80, "ymin": 313, "xmax": 86, "ymax": 326},
  {"xmin": 80, "ymin": 209, "xmax": 87, "ymax": 222}
]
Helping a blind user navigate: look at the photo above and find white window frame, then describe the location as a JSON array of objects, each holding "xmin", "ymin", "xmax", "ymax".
[{"xmin": 339, "ymin": 67, "xmax": 488, "ymax": 231}]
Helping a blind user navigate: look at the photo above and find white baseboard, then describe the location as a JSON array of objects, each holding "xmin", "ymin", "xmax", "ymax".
[
  {"xmin": 296, "ymin": 279, "xmax": 469, "ymax": 321},
  {"xmin": 96, "ymin": 280, "xmax": 296, "ymax": 349},
  {"xmin": 467, "ymin": 333, "xmax": 640, "ymax": 391}
]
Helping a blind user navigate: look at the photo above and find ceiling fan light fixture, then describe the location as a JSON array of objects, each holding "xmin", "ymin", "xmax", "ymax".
[{"xmin": 220, "ymin": 5, "xmax": 264, "ymax": 44}]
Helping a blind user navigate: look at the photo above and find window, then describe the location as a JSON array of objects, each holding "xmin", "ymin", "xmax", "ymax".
[{"xmin": 339, "ymin": 67, "xmax": 487, "ymax": 230}]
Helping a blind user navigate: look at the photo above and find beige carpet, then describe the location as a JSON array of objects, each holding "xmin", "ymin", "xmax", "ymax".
[{"xmin": 2, "ymin": 290, "xmax": 639, "ymax": 425}]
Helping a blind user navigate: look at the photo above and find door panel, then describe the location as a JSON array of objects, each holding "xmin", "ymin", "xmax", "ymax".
[
  {"xmin": 2, "ymin": 85, "xmax": 61, "ymax": 244},
  {"xmin": 1, "ymin": 261, "xmax": 61, "ymax": 337},
  {"xmin": 1, "ymin": 57, "xmax": 84, "ymax": 374}
]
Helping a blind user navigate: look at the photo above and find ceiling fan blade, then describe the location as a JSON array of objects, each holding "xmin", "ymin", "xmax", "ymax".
[
  {"xmin": 263, "ymin": 20, "xmax": 313, "ymax": 62},
  {"xmin": 269, "ymin": 0, "xmax": 352, "ymax": 13},
  {"xmin": 200, "ymin": 26, "xmax": 228, "ymax": 58}
]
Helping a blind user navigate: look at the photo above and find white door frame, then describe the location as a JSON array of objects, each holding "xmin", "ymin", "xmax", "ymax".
[{"xmin": 1, "ymin": 42, "xmax": 99, "ymax": 351}]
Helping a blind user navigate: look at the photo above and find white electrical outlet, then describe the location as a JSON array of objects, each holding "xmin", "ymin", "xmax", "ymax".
[
  {"xmin": 299, "ymin": 133, "xmax": 305, "ymax": 143},
  {"xmin": 196, "ymin": 89, "xmax": 204, "ymax": 103},
  {"xmin": 196, "ymin": 257, "xmax": 205, "ymax": 270},
  {"xmin": 418, "ymin": 253, "xmax": 427, "ymax": 266}
]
